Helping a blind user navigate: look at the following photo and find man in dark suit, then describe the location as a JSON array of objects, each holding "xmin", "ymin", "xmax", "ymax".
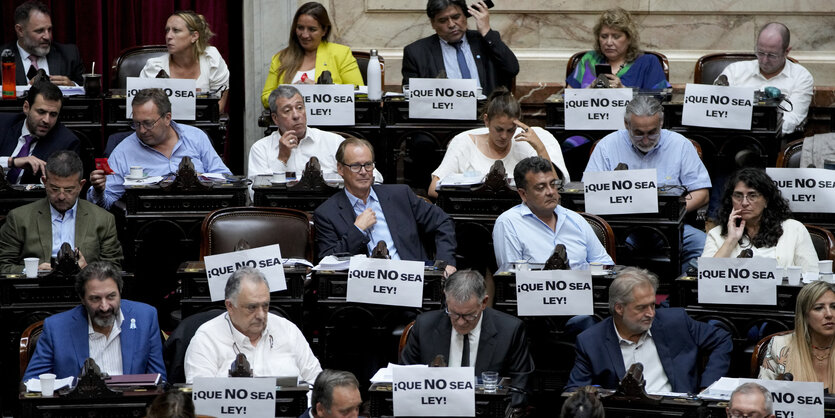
[
  {"xmin": 401, "ymin": 270, "xmax": 534, "ymax": 407},
  {"xmin": 0, "ymin": 80, "xmax": 79, "ymax": 184},
  {"xmin": 402, "ymin": 0, "xmax": 518, "ymax": 95},
  {"xmin": 1, "ymin": 0, "xmax": 84, "ymax": 86},
  {"xmin": 23, "ymin": 261, "xmax": 166, "ymax": 381},
  {"xmin": 566, "ymin": 267, "xmax": 732, "ymax": 393},
  {"xmin": 0, "ymin": 150, "xmax": 122, "ymax": 273},
  {"xmin": 313, "ymin": 137, "xmax": 457, "ymax": 276}
]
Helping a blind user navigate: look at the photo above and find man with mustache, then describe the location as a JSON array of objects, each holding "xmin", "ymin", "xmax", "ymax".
[
  {"xmin": 566, "ymin": 267, "xmax": 732, "ymax": 392},
  {"xmin": 0, "ymin": 80, "xmax": 79, "ymax": 184},
  {"xmin": 23, "ymin": 262, "xmax": 166, "ymax": 380},
  {"xmin": 1, "ymin": 0, "xmax": 84, "ymax": 86}
]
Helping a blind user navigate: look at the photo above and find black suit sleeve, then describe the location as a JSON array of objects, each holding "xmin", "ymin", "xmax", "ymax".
[
  {"xmin": 481, "ymin": 29, "xmax": 519, "ymax": 78},
  {"xmin": 407, "ymin": 189, "xmax": 457, "ymax": 266},
  {"xmin": 400, "ymin": 314, "xmax": 425, "ymax": 365},
  {"xmin": 313, "ymin": 205, "xmax": 370, "ymax": 259},
  {"xmin": 506, "ymin": 318, "xmax": 534, "ymax": 407},
  {"xmin": 61, "ymin": 43, "xmax": 85, "ymax": 86},
  {"xmin": 401, "ymin": 43, "xmax": 421, "ymax": 87}
]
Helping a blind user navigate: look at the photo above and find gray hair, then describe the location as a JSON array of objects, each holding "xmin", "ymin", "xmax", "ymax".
[
  {"xmin": 75, "ymin": 261, "xmax": 123, "ymax": 299},
  {"xmin": 624, "ymin": 95, "xmax": 664, "ymax": 123},
  {"xmin": 311, "ymin": 369, "xmax": 360, "ymax": 413},
  {"xmin": 268, "ymin": 85, "xmax": 303, "ymax": 114},
  {"xmin": 729, "ymin": 382, "xmax": 773, "ymax": 414},
  {"xmin": 224, "ymin": 267, "xmax": 269, "ymax": 305},
  {"xmin": 444, "ymin": 270, "xmax": 486, "ymax": 303},
  {"xmin": 46, "ymin": 150, "xmax": 83, "ymax": 180},
  {"xmin": 608, "ymin": 267, "xmax": 658, "ymax": 315}
]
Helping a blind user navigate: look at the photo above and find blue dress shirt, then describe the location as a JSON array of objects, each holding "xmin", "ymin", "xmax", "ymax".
[
  {"xmin": 345, "ymin": 188, "xmax": 401, "ymax": 260},
  {"xmin": 439, "ymin": 37, "xmax": 481, "ymax": 87},
  {"xmin": 49, "ymin": 200, "xmax": 77, "ymax": 258}
]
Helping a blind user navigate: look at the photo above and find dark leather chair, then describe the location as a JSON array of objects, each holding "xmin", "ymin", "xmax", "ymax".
[
  {"xmin": 750, "ymin": 329, "xmax": 793, "ymax": 377},
  {"xmin": 805, "ymin": 224, "xmax": 835, "ymax": 262},
  {"xmin": 200, "ymin": 207, "xmax": 314, "ymax": 262},
  {"xmin": 163, "ymin": 309, "xmax": 225, "ymax": 384},
  {"xmin": 19, "ymin": 320, "xmax": 44, "ymax": 380},
  {"xmin": 775, "ymin": 138, "xmax": 804, "ymax": 168},
  {"xmin": 694, "ymin": 52, "xmax": 800, "ymax": 84},
  {"xmin": 352, "ymin": 50, "xmax": 385, "ymax": 90},
  {"xmin": 104, "ymin": 131, "xmax": 133, "ymax": 157},
  {"xmin": 578, "ymin": 212, "xmax": 616, "ymax": 264},
  {"xmin": 398, "ymin": 320, "xmax": 416, "ymax": 362},
  {"xmin": 565, "ymin": 50, "xmax": 670, "ymax": 81},
  {"xmin": 110, "ymin": 45, "xmax": 168, "ymax": 89}
]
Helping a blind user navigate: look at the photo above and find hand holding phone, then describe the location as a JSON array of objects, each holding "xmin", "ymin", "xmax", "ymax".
[
  {"xmin": 463, "ymin": 0, "xmax": 495, "ymax": 17},
  {"xmin": 595, "ymin": 64, "xmax": 612, "ymax": 76}
]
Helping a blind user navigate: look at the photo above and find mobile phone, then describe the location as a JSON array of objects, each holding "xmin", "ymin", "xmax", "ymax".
[
  {"xmin": 595, "ymin": 64, "xmax": 612, "ymax": 76},
  {"xmin": 463, "ymin": 0, "xmax": 495, "ymax": 18},
  {"xmin": 735, "ymin": 218, "xmax": 742, "ymax": 228}
]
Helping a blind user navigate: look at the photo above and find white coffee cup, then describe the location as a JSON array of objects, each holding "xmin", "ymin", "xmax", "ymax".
[
  {"xmin": 787, "ymin": 266, "xmax": 802, "ymax": 285},
  {"xmin": 821, "ymin": 272, "xmax": 835, "ymax": 284},
  {"xmin": 271, "ymin": 171, "xmax": 286, "ymax": 183},
  {"xmin": 39, "ymin": 373, "xmax": 56, "ymax": 397},
  {"xmin": 819, "ymin": 260, "xmax": 833, "ymax": 274},
  {"xmin": 23, "ymin": 257, "xmax": 39, "ymax": 278},
  {"xmin": 129, "ymin": 166, "xmax": 143, "ymax": 178},
  {"xmin": 590, "ymin": 262, "xmax": 604, "ymax": 275}
]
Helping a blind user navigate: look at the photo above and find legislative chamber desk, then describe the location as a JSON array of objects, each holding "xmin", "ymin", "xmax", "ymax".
[
  {"xmin": 0, "ymin": 185, "xmax": 46, "ymax": 216},
  {"xmin": 251, "ymin": 174, "xmax": 341, "ymax": 212},
  {"xmin": 367, "ymin": 380, "xmax": 511, "ymax": 418}
]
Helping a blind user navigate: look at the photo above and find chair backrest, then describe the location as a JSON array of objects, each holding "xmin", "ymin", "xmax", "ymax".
[
  {"xmin": 751, "ymin": 329, "xmax": 793, "ymax": 377},
  {"xmin": 352, "ymin": 50, "xmax": 385, "ymax": 92},
  {"xmin": 775, "ymin": 138, "xmax": 804, "ymax": 168},
  {"xmin": 164, "ymin": 309, "xmax": 225, "ymax": 384},
  {"xmin": 578, "ymin": 212, "xmax": 616, "ymax": 263},
  {"xmin": 111, "ymin": 45, "xmax": 168, "ymax": 89},
  {"xmin": 805, "ymin": 224, "xmax": 835, "ymax": 262},
  {"xmin": 398, "ymin": 320, "xmax": 416, "ymax": 363},
  {"xmin": 694, "ymin": 52, "xmax": 800, "ymax": 84},
  {"xmin": 20, "ymin": 320, "xmax": 44, "ymax": 380},
  {"xmin": 200, "ymin": 207, "xmax": 314, "ymax": 261},
  {"xmin": 104, "ymin": 131, "xmax": 133, "ymax": 157},
  {"xmin": 565, "ymin": 50, "xmax": 669, "ymax": 81}
]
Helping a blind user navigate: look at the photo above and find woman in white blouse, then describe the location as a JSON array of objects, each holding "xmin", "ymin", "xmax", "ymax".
[
  {"xmin": 428, "ymin": 87, "xmax": 569, "ymax": 198},
  {"xmin": 140, "ymin": 10, "xmax": 230, "ymax": 110}
]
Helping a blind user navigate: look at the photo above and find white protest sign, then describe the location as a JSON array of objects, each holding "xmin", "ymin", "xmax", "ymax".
[
  {"xmin": 681, "ymin": 83, "xmax": 754, "ymax": 130},
  {"xmin": 698, "ymin": 257, "xmax": 778, "ymax": 305},
  {"xmin": 125, "ymin": 77, "xmax": 197, "ymax": 120},
  {"xmin": 582, "ymin": 169, "xmax": 658, "ymax": 215},
  {"xmin": 738, "ymin": 378, "xmax": 824, "ymax": 418},
  {"xmin": 204, "ymin": 244, "xmax": 286, "ymax": 301},
  {"xmin": 767, "ymin": 167, "xmax": 835, "ymax": 213},
  {"xmin": 564, "ymin": 88, "xmax": 633, "ymax": 130},
  {"xmin": 393, "ymin": 366, "xmax": 475, "ymax": 417},
  {"xmin": 409, "ymin": 78, "xmax": 477, "ymax": 120},
  {"xmin": 346, "ymin": 257, "xmax": 424, "ymax": 307},
  {"xmin": 515, "ymin": 270, "xmax": 593, "ymax": 316},
  {"xmin": 192, "ymin": 377, "xmax": 276, "ymax": 418},
  {"xmin": 291, "ymin": 84, "xmax": 355, "ymax": 126}
]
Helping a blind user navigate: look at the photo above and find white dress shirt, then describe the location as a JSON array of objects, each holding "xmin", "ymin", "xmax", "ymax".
[
  {"xmin": 447, "ymin": 314, "xmax": 483, "ymax": 367},
  {"xmin": 88, "ymin": 309, "xmax": 124, "ymax": 376},
  {"xmin": 1, "ymin": 122, "xmax": 38, "ymax": 183},
  {"xmin": 184, "ymin": 313, "xmax": 322, "ymax": 384},
  {"xmin": 613, "ymin": 321, "xmax": 671, "ymax": 393}
]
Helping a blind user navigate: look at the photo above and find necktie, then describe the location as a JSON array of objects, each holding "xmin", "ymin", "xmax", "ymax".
[
  {"xmin": 450, "ymin": 41, "xmax": 472, "ymax": 79},
  {"xmin": 461, "ymin": 333, "xmax": 470, "ymax": 366},
  {"xmin": 27, "ymin": 55, "xmax": 39, "ymax": 81},
  {"xmin": 7, "ymin": 135, "xmax": 34, "ymax": 183}
]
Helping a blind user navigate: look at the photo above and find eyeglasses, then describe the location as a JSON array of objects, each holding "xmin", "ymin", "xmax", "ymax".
[
  {"xmin": 755, "ymin": 50, "xmax": 784, "ymax": 60},
  {"xmin": 445, "ymin": 307, "xmax": 480, "ymax": 322},
  {"xmin": 46, "ymin": 184, "xmax": 80, "ymax": 194},
  {"xmin": 129, "ymin": 115, "xmax": 163, "ymax": 131},
  {"xmin": 341, "ymin": 161, "xmax": 375, "ymax": 173},
  {"xmin": 629, "ymin": 131, "xmax": 661, "ymax": 141},
  {"xmin": 728, "ymin": 410, "xmax": 765, "ymax": 418},
  {"xmin": 731, "ymin": 192, "xmax": 762, "ymax": 203}
]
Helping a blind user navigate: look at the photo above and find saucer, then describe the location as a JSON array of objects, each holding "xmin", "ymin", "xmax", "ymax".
[{"xmin": 125, "ymin": 174, "xmax": 148, "ymax": 180}]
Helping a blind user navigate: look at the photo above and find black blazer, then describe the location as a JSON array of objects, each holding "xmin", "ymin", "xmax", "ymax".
[
  {"xmin": 0, "ymin": 112, "xmax": 80, "ymax": 184},
  {"xmin": 400, "ymin": 308, "xmax": 535, "ymax": 406},
  {"xmin": 0, "ymin": 41, "xmax": 84, "ymax": 85},
  {"xmin": 401, "ymin": 29, "xmax": 519, "ymax": 95},
  {"xmin": 313, "ymin": 184, "xmax": 457, "ymax": 266}
]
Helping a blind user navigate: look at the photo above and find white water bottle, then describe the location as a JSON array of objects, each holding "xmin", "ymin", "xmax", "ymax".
[{"xmin": 367, "ymin": 49, "xmax": 382, "ymax": 101}]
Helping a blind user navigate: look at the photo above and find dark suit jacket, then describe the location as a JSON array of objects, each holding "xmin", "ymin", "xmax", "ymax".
[
  {"xmin": 0, "ymin": 198, "xmax": 123, "ymax": 273},
  {"xmin": 1, "ymin": 41, "xmax": 84, "ymax": 85},
  {"xmin": 313, "ymin": 184, "xmax": 457, "ymax": 266},
  {"xmin": 566, "ymin": 308, "xmax": 732, "ymax": 393},
  {"xmin": 401, "ymin": 29, "xmax": 519, "ymax": 95},
  {"xmin": 400, "ymin": 308, "xmax": 534, "ymax": 406},
  {"xmin": 0, "ymin": 112, "xmax": 80, "ymax": 184},
  {"xmin": 23, "ymin": 299, "xmax": 167, "ymax": 381}
]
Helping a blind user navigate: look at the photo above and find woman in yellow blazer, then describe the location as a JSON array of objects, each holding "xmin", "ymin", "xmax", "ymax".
[{"xmin": 261, "ymin": 2, "xmax": 364, "ymax": 108}]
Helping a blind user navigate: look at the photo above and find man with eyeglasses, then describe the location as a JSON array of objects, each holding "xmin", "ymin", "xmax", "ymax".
[
  {"xmin": 185, "ymin": 267, "xmax": 321, "ymax": 383},
  {"xmin": 585, "ymin": 95, "xmax": 711, "ymax": 274},
  {"xmin": 727, "ymin": 382, "xmax": 775, "ymax": 418},
  {"xmin": 88, "ymin": 88, "xmax": 231, "ymax": 209},
  {"xmin": 313, "ymin": 137, "xmax": 457, "ymax": 276},
  {"xmin": 400, "ymin": 270, "xmax": 534, "ymax": 407},
  {"xmin": 248, "ymin": 86, "xmax": 382, "ymax": 196},
  {"xmin": 0, "ymin": 79, "xmax": 79, "ymax": 185},
  {"xmin": 0, "ymin": 150, "xmax": 122, "ymax": 273},
  {"xmin": 719, "ymin": 22, "xmax": 813, "ymax": 135},
  {"xmin": 493, "ymin": 156, "xmax": 613, "ymax": 272}
]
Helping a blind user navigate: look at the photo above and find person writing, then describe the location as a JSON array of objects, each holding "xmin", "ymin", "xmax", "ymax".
[
  {"xmin": 260, "ymin": 2, "xmax": 363, "ymax": 108},
  {"xmin": 702, "ymin": 167, "xmax": 817, "ymax": 271},
  {"xmin": 759, "ymin": 281, "xmax": 835, "ymax": 391},
  {"xmin": 566, "ymin": 8, "xmax": 669, "ymax": 90},
  {"xmin": 140, "ymin": 10, "xmax": 230, "ymax": 110}
]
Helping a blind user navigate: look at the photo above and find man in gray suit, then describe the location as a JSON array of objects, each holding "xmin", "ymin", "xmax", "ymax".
[{"xmin": 0, "ymin": 150, "xmax": 122, "ymax": 273}]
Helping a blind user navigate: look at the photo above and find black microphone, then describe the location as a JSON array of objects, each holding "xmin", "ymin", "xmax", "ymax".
[
  {"xmin": 713, "ymin": 74, "xmax": 729, "ymax": 86},
  {"xmin": 782, "ymin": 372, "xmax": 794, "ymax": 381}
]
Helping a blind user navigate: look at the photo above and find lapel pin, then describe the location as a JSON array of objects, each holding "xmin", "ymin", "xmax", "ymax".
[{"xmin": 130, "ymin": 318, "xmax": 136, "ymax": 329}]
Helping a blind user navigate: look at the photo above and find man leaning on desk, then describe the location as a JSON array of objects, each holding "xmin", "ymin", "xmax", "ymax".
[
  {"xmin": 0, "ymin": 150, "xmax": 122, "ymax": 273},
  {"xmin": 23, "ymin": 262, "xmax": 166, "ymax": 381},
  {"xmin": 87, "ymin": 88, "xmax": 231, "ymax": 209}
]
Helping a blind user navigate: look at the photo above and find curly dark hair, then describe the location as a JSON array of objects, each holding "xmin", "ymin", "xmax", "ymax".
[{"xmin": 718, "ymin": 167, "xmax": 792, "ymax": 248}]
